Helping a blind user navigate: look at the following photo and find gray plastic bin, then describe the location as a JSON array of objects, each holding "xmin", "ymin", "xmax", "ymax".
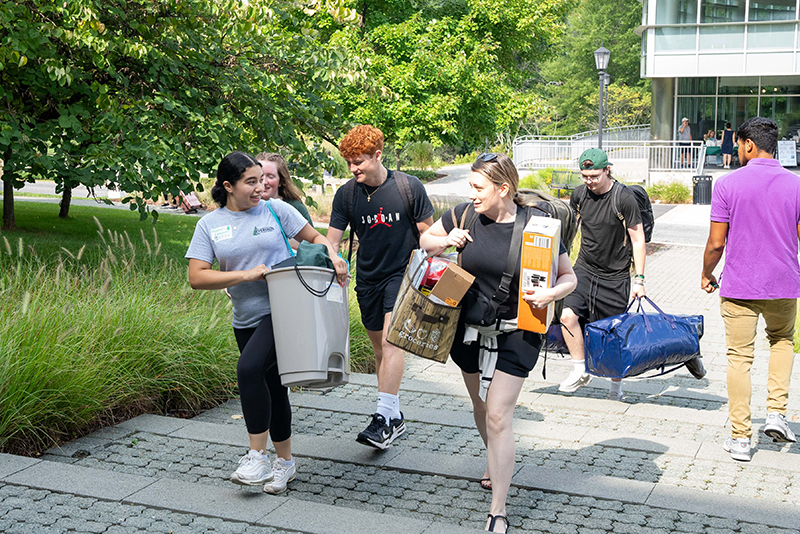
[{"xmin": 264, "ymin": 266, "xmax": 350, "ymax": 389}]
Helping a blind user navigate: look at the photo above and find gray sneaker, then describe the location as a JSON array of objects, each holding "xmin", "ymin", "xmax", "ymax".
[
  {"xmin": 763, "ymin": 412, "xmax": 797, "ymax": 443},
  {"xmin": 723, "ymin": 437, "xmax": 751, "ymax": 462}
]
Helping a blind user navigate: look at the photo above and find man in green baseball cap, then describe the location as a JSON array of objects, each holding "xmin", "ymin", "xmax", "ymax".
[
  {"xmin": 557, "ymin": 147, "xmax": 649, "ymax": 400},
  {"xmin": 578, "ymin": 148, "xmax": 611, "ymax": 170}
]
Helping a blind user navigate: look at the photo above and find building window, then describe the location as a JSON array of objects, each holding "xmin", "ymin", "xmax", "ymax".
[
  {"xmin": 718, "ymin": 76, "xmax": 760, "ymax": 94},
  {"xmin": 701, "ymin": 0, "xmax": 746, "ymax": 23},
  {"xmin": 699, "ymin": 25, "xmax": 745, "ymax": 49},
  {"xmin": 761, "ymin": 75, "xmax": 800, "ymax": 92},
  {"xmin": 678, "ymin": 77, "xmax": 718, "ymax": 94},
  {"xmin": 749, "ymin": 0, "xmax": 797, "ymax": 22},
  {"xmin": 748, "ymin": 23, "xmax": 796, "ymax": 48},
  {"xmin": 657, "ymin": 0, "xmax": 699, "ymax": 23},
  {"xmin": 655, "ymin": 27, "xmax": 698, "ymax": 50}
]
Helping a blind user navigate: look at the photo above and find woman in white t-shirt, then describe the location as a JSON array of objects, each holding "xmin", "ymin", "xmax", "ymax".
[{"xmin": 186, "ymin": 151, "xmax": 346, "ymax": 494}]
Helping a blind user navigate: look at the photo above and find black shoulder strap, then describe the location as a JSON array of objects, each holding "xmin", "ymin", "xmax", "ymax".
[
  {"xmin": 341, "ymin": 178, "xmax": 357, "ymax": 264},
  {"xmin": 610, "ymin": 181, "xmax": 628, "ymax": 245},
  {"xmin": 393, "ymin": 171, "xmax": 421, "ymax": 245},
  {"xmin": 490, "ymin": 206, "xmax": 528, "ymax": 314},
  {"xmin": 574, "ymin": 184, "xmax": 589, "ymax": 226}
]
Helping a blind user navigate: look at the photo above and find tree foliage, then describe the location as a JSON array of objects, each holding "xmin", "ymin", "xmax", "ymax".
[
  {"xmin": 0, "ymin": 0, "xmax": 362, "ymax": 229},
  {"xmin": 539, "ymin": 0, "xmax": 649, "ymax": 135},
  {"xmin": 333, "ymin": 0, "xmax": 571, "ymax": 153}
]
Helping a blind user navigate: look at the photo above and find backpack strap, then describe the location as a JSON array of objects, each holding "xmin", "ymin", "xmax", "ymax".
[
  {"xmin": 453, "ymin": 202, "xmax": 479, "ymax": 266},
  {"xmin": 490, "ymin": 206, "xmax": 528, "ymax": 316},
  {"xmin": 340, "ymin": 178, "xmax": 357, "ymax": 265},
  {"xmin": 574, "ymin": 184, "xmax": 589, "ymax": 227},
  {"xmin": 266, "ymin": 200, "xmax": 295, "ymax": 258},
  {"xmin": 610, "ymin": 181, "xmax": 628, "ymax": 246},
  {"xmin": 393, "ymin": 171, "xmax": 421, "ymax": 246}
]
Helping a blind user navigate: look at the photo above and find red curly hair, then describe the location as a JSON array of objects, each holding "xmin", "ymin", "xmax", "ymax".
[{"xmin": 338, "ymin": 125, "xmax": 384, "ymax": 159}]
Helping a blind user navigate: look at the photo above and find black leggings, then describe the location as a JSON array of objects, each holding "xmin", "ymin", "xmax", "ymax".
[{"xmin": 233, "ymin": 317, "xmax": 292, "ymax": 441}]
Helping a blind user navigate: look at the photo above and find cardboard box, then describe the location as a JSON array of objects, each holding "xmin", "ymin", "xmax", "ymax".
[
  {"xmin": 429, "ymin": 262, "xmax": 476, "ymax": 307},
  {"xmin": 517, "ymin": 216, "xmax": 561, "ymax": 333}
]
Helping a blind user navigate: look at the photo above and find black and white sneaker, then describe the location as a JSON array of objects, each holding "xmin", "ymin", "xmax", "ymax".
[{"xmin": 356, "ymin": 413, "xmax": 406, "ymax": 449}]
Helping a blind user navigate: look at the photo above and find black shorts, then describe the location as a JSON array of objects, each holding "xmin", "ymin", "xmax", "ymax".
[
  {"xmin": 356, "ymin": 275, "xmax": 403, "ymax": 332},
  {"xmin": 449, "ymin": 320, "xmax": 543, "ymax": 378},
  {"xmin": 563, "ymin": 265, "xmax": 631, "ymax": 327}
]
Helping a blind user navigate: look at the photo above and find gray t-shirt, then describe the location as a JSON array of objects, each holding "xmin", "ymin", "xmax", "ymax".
[
  {"xmin": 185, "ymin": 199, "xmax": 308, "ymax": 328},
  {"xmin": 679, "ymin": 125, "xmax": 692, "ymax": 141}
]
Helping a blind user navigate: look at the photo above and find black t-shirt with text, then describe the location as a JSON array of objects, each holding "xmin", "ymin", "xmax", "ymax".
[
  {"xmin": 330, "ymin": 170, "xmax": 434, "ymax": 286},
  {"xmin": 570, "ymin": 182, "xmax": 641, "ymax": 279},
  {"xmin": 443, "ymin": 203, "xmax": 567, "ymax": 320}
]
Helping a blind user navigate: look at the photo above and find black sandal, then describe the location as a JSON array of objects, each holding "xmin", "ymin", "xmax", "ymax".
[
  {"xmin": 487, "ymin": 514, "xmax": 508, "ymax": 532},
  {"xmin": 480, "ymin": 477, "xmax": 492, "ymax": 490}
]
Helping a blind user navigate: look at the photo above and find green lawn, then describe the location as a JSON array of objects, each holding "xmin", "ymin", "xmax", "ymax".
[{"xmin": 0, "ymin": 201, "xmax": 372, "ymax": 455}]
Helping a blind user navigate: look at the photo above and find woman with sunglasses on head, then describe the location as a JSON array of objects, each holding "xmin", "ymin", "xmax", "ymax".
[
  {"xmin": 186, "ymin": 151, "xmax": 347, "ymax": 495},
  {"xmin": 420, "ymin": 153, "xmax": 577, "ymax": 532}
]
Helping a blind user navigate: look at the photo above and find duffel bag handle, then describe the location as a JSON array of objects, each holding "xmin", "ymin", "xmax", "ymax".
[{"xmin": 630, "ymin": 296, "xmax": 678, "ymax": 331}]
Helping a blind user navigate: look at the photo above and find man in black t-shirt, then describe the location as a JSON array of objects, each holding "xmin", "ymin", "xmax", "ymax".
[
  {"xmin": 327, "ymin": 125, "xmax": 434, "ymax": 449},
  {"xmin": 558, "ymin": 148, "xmax": 647, "ymax": 400}
]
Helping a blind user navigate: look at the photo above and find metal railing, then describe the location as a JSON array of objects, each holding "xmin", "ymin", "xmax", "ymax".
[
  {"xmin": 514, "ymin": 124, "xmax": 651, "ymax": 144},
  {"xmin": 513, "ymin": 139, "xmax": 705, "ymax": 173}
]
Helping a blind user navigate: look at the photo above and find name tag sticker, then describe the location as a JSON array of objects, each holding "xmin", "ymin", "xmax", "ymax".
[{"xmin": 211, "ymin": 225, "xmax": 233, "ymax": 242}]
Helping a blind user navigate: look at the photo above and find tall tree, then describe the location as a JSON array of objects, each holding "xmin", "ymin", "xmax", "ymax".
[
  {"xmin": 0, "ymin": 0, "xmax": 362, "ymax": 229},
  {"xmin": 333, "ymin": 0, "xmax": 571, "ymax": 153}
]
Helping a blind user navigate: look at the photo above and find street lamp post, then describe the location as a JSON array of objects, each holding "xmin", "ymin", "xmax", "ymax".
[
  {"xmin": 594, "ymin": 46, "xmax": 610, "ymax": 148},
  {"xmin": 603, "ymin": 73, "xmax": 611, "ymax": 128}
]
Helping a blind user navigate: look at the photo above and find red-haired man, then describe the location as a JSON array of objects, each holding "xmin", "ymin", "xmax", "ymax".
[{"xmin": 327, "ymin": 125, "xmax": 434, "ymax": 449}]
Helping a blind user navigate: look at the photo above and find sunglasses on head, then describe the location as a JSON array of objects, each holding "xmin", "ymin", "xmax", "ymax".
[{"xmin": 478, "ymin": 152, "xmax": 498, "ymax": 162}]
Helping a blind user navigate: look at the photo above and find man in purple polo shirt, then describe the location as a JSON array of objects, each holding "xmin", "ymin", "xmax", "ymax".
[{"xmin": 701, "ymin": 117, "xmax": 800, "ymax": 462}]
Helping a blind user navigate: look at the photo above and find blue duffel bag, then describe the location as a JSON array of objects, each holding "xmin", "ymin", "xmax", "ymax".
[{"xmin": 584, "ymin": 297, "xmax": 702, "ymax": 379}]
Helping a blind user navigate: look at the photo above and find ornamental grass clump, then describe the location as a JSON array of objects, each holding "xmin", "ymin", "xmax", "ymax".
[{"xmin": 0, "ymin": 222, "xmax": 238, "ymax": 455}]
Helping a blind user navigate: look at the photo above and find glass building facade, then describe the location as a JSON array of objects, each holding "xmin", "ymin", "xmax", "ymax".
[{"xmin": 641, "ymin": 0, "xmax": 800, "ymax": 140}]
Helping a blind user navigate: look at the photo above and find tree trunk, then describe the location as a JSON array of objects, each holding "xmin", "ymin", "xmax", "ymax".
[
  {"xmin": 395, "ymin": 147, "xmax": 401, "ymax": 171},
  {"xmin": 59, "ymin": 184, "xmax": 72, "ymax": 219},
  {"xmin": 2, "ymin": 178, "xmax": 15, "ymax": 231}
]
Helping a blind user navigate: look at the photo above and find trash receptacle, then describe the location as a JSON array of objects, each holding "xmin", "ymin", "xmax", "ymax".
[
  {"xmin": 264, "ymin": 266, "xmax": 349, "ymax": 389},
  {"xmin": 692, "ymin": 175, "xmax": 712, "ymax": 205}
]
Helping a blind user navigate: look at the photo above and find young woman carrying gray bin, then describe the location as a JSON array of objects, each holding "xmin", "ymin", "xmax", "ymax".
[
  {"xmin": 419, "ymin": 153, "xmax": 577, "ymax": 532},
  {"xmin": 185, "ymin": 151, "xmax": 347, "ymax": 494}
]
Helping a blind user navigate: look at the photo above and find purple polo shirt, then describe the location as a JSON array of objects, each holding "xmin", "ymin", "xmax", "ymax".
[{"xmin": 710, "ymin": 157, "xmax": 800, "ymax": 299}]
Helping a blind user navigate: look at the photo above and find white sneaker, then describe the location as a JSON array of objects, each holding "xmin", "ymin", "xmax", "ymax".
[
  {"xmin": 723, "ymin": 437, "xmax": 751, "ymax": 462},
  {"xmin": 606, "ymin": 390, "xmax": 624, "ymax": 401},
  {"xmin": 264, "ymin": 457, "xmax": 296, "ymax": 494},
  {"xmin": 763, "ymin": 412, "xmax": 797, "ymax": 443},
  {"xmin": 559, "ymin": 369, "xmax": 592, "ymax": 393},
  {"xmin": 231, "ymin": 450, "xmax": 272, "ymax": 486}
]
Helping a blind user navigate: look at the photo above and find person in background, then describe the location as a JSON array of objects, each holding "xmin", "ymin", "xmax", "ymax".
[
  {"xmin": 702, "ymin": 117, "xmax": 800, "ymax": 462},
  {"xmin": 420, "ymin": 153, "xmax": 576, "ymax": 533},
  {"xmin": 721, "ymin": 122, "xmax": 735, "ymax": 169},
  {"xmin": 256, "ymin": 152, "xmax": 314, "ymax": 226},
  {"xmin": 186, "ymin": 151, "xmax": 347, "ymax": 493},
  {"xmin": 679, "ymin": 117, "xmax": 693, "ymax": 168},
  {"xmin": 558, "ymin": 148, "xmax": 647, "ymax": 400}
]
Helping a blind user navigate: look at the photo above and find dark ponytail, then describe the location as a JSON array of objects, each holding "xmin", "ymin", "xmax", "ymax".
[{"xmin": 211, "ymin": 151, "xmax": 260, "ymax": 207}]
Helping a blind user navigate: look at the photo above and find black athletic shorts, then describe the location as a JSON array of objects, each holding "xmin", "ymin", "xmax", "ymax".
[
  {"xmin": 563, "ymin": 264, "xmax": 631, "ymax": 327},
  {"xmin": 449, "ymin": 320, "xmax": 543, "ymax": 378},
  {"xmin": 356, "ymin": 274, "xmax": 403, "ymax": 332}
]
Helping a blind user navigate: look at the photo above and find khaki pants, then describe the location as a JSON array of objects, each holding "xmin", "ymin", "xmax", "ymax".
[{"xmin": 721, "ymin": 298, "xmax": 797, "ymax": 439}]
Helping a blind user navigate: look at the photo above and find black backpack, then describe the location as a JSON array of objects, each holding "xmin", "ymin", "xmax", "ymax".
[
  {"xmin": 452, "ymin": 190, "xmax": 578, "ymax": 255},
  {"xmin": 340, "ymin": 171, "xmax": 419, "ymax": 264},
  {"xmin": 574, "ymin": 181, "xmax": 654, "ymax": 244}
]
